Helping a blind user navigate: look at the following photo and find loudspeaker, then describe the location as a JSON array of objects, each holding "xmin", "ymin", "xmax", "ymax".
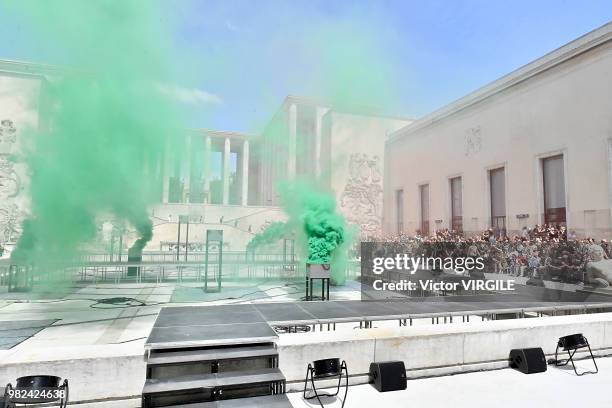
[
  {"xmin": 369, "ymin": 361, "xmax": 407, "ymax": 392},
  {"xmin": 509, "ymin": 348, "xmax": 547, "ymax": 374}
]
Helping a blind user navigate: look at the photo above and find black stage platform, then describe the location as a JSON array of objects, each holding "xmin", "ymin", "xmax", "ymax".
[{"xmin": 145, "ymin": 289, "xmax": 612, "ymax": 350}]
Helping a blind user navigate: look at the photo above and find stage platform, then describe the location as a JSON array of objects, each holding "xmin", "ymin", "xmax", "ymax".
[{"xmin": 145, "ymin": 290, "xmax": 612, "ymax": 350}]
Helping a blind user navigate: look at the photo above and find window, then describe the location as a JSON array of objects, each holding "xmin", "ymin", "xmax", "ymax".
[
  {"xmin": 450, "ymin": 177, "xmax": 462, "ymax": 232},
  {"xmin": 419, "ymin": 184, "xmax": 429, "ymax": 236},
  {"xmin": 489, "ymin": 167, "xmax": 506, "ymax": 235},
  {"xmin": 542, "ymin": 155, "xmax": 566, "ymax": 225},
  {"xmin": 395, "ymin": 189, "xmax": 404, "ymax": 234}
]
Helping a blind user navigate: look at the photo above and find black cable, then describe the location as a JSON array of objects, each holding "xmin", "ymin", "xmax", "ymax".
[
  {"xmin": 1, "ymin": 285, "xmax": 300, "ymax": 309},
  {"xmin": 89, "ymin": 297, "xmax": 147, "ymax": 309},
  {"xmin": 110, "ymin": 336, "xmax": 147, "ymax": 344},
  {"xmin": 0, "ymin": 284, "xmax": 306, "ymax": 332}
]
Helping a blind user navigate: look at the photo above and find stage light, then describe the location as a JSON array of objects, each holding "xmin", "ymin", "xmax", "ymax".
[
  {"xmin": 554, "ymin": 333, "xmax": 598, "ymax": 376},
  {"xmin": 303, "ymin": 358, "xmax": 348, "ymax": 408},
  {"xmin": 3, "ymin": 375, "xmax": 69, "ymax": 408}
]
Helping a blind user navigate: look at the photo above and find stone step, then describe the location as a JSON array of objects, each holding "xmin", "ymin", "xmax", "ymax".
[
  {"xmin": 148, "ymin": 345, "xmax": 278, "ymax": 367},
  {"xmin": 142, "ymin": 368, "xmax": 286, "ymax": 408}
]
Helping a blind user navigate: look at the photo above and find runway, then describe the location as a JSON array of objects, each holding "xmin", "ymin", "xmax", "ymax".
[{"xmin": 145, "ymin": 288, "xmax": 612, "ymax": 350}]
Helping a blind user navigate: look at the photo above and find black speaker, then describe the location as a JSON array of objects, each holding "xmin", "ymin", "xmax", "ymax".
[
  {"xmin": 369, "ymin": 361, "xmax": 407, "ymax": 392},
  {"xmin": 509, "ymin": 348, "xmax": 547, "ymax": 374}
]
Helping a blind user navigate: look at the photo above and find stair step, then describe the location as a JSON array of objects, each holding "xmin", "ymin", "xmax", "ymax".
[
  {"xmin": 142, "ymin": 368, "xmax": 285, "ymax": 395},
  {"xmin": 148, "ymin": 345, "xmax": 278, "ymax": 366},
  {"xmin": 166, "ymin": 394, "xmax": 293, "ymax": 408}
]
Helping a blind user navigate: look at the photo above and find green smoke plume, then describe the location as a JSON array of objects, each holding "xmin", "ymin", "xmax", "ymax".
[
  {"xmin": 279, "ymin": 182, "xmax": 348, "ymax": 284},
  {"xmin": 7, "ymin": 1, "xmax": 185, "ymax": 266},
  {"xmin": 246, "ymin": 222, "xmax": 289, "ymax": 251},
  {"xmin": 253, "ymin": 6, "xmax": 395, "ymax": 284}
]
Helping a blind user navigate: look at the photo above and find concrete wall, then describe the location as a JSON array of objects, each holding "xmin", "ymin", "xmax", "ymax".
[
  {"xmin": 384, "ymin": 35, "xmax": 612, "ymax": 237},
  {"xmin": 278, "ymin": 312, "xmax": 612, "ymax": 390},
  {"xmin": 0, "ymin": 343, "xmax": 146, "ymax": 403}
]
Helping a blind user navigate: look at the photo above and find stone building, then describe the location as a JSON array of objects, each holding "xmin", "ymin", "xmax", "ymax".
[
  {"xmin": 256, "ymin": 96, "xmax": 410, "ymax": 236},
  {"xmin": 383, "ymin": 22, "xmax": 612, "ymax": 238},
  {"xmin": 0, "ymin": 63, "xmax": 409, "ymax": 251}
]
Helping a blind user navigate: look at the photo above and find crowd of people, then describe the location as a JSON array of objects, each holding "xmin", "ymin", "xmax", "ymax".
[{"xmin": 368, "ymin": 224, "xmax": 612, "ymax": 285}]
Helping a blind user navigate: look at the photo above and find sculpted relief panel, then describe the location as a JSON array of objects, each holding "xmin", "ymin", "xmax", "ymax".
[
  {"xmin": 0, "ymin": 119, "xmax": 24, "ymax": 244},
  {"xmin": 340, "ymin": 153, "xmax": 382, "ymax": 237},
  {"xmin": 464, "ymin": 126, "xmax": 482, "ymax": 157}
]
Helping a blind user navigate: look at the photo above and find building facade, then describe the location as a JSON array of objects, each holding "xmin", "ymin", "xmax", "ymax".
[
  {"xmin": 384, "ymin": 23, "xmax": 612, "ymax": 238},
  {"xmin": 257, "ymin": 96, "xmax": 410, "ymax": 236},
  {"xmin": 0, "ymin": 61, "xmax": 46, "ymax": 247},
  {"xmin": 0, "ymin": 63, "xmax": 409, "ymax": 251}
]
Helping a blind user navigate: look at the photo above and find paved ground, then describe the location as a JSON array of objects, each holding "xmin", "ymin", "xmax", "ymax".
[
  {"xmin": 288, "ymin": 356, "xmax": 612, "ymax": 408},
  {"xmin": 0, "ymin": 278, "xmax": 362, "ymax": 356},
  {"xmin": 68, "ymin": 356, "xmax": 612, "ymax": 408}
]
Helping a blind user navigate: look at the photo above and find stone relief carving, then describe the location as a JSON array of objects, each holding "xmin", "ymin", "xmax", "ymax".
[
  {"xmin": 0, "ymin": 203, "xmax": 21, "ymax": 243},
  {"xmin": 340, "ymin": 153, "xmax": 382, "ymax": 236},
  {"xmin": 0, "ymin": 119, "xmax": 23, "ymax": 244},
  {"xmin": 0, "ymin": 155, "xmax": 20, "ymax": 198},
  {"xmin": 465, "ymin": 126, "xmax": 482, "ymax": 156},
  {"xmin": 0, "ymin": 119, "xmax": 17, "ymax": 144}
]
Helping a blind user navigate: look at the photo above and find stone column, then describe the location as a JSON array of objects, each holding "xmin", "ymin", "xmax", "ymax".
[
  {"xmin": 241, "ymin": 140, "xmax": 249, "ymax": 206},
  {"xmin": 183, "ymin": 134, "xmax": 191, "ymax": 203},
  {"xmin": 288, "ymin": 103, "xmax": 297, "ymax": 180},
  {"xmin": 315, "ymin": 107, "xmax": 324, "ymax": 178},
  {"xmin": 162, "ymin": 145, "xmax": 170, "ymax": 203},
  {"xmin": 223, "ymin": 137, "xmax": 230, "ymax": 205},
  {"xmin": 204, "ymin": 136, "xmax": 211, "ymax": 203}
]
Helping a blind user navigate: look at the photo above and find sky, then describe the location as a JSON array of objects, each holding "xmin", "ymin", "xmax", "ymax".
[{"xmin": 0, "ymin": 0, "xmax": 610, "ymax": 134}]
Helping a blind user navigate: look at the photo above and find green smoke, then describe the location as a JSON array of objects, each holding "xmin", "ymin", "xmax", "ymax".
[
  {"xmin": 7, "ymin": 1, "xmax": 185, "ymax": 267},
  {"xmin": 254, "ymin": 6, "xmax": 395, "ymax": 285},
  {"xmin": 279, "ymin": 182, "xmax": 348, "ymax": 284},
  {"xmin": 247, "ymin": 222, "xmax": 289, "ymax": 251}
]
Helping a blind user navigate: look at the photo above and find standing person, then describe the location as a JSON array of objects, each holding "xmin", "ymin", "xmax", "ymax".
[{"xmin": 528, "ymin": 252, "xmax": 541, "ymax": 278}]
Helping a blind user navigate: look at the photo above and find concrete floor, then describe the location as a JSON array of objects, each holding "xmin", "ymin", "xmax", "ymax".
[
  {"xmin": 288, "ymin": 357, "xmax": 611, "ymax": 408},
  {"xmin": 0, "ymin": 279, "xmax": 362, "ymax": 359},
  {"xmin": 0, "ymin": 277, "xmax": 479, "ymax": 355}
]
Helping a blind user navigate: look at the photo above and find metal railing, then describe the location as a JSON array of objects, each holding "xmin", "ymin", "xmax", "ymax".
[{"xmin": 0, "ymin": 253, "xmax": 362, "ymax": 286}]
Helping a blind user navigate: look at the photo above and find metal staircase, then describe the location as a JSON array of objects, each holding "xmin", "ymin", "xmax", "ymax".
[{"xmin": 141, "ymin": 342, "xmax": 290, "ymax": 408}]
